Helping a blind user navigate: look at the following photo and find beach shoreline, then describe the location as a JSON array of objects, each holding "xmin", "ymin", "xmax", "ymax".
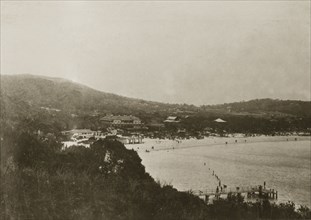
[{"xmin": 125, "ymin": 135, "xmax": 311, "ymax": 153}]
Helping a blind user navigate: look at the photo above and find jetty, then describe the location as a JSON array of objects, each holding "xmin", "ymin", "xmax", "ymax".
[{"xmin": 185, "ymin": 184, "xmax": 278, "ymax": 203}]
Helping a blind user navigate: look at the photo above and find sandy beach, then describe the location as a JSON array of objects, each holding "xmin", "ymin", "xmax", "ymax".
[{"xmin": 125, "ymin": 135, "xmax": 310, "ymax": 153}]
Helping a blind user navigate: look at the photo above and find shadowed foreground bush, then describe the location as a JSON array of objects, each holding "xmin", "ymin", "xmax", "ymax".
[{"xmin": 1, "ymin": 132, "xmax": 310, "ymax": 220}]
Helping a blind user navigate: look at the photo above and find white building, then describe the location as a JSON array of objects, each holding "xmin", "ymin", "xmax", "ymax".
[
  {"xmin": 62, "ymin": 129, "xmax": 98, "ymax": 139},
  {"xmin": 164, "ymin": 116, "xmax": 181, "ymax": 123},
  {"xmin": 100, "ymin": 115, "xmax": 142, "ymax": 127}
]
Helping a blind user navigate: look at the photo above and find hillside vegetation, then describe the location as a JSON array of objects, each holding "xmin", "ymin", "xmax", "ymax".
[
  {"xmin": 1, "ymin": 74, "xmax": 310, "ymax": 136},
  {"xmin": 1, "ymin": 74, "xmax": 198, "ymax": 118},
  {"xmin": 2, "ymin": 74, "xmax": 310, "ymax": 119},
  {"xmin": 202, "ymin": 99, "xmax": 311, "ymax": 118}
]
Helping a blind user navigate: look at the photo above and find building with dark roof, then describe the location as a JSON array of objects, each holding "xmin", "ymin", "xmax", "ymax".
[{"xmin": 100, "ymin": 115, "xmax": 142, "ymax": 127}]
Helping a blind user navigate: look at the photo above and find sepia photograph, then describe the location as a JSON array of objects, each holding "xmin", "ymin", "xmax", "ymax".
[{"xmin": 1, "ymin": 1, "xmax": 310, "ymax": 219}]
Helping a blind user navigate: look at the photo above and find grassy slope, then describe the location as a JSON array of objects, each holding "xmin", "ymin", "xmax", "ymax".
[
  {"xmin": 0, "ymin": 74, "xmax": 198, "ymax": 117},
  {"xmin": 2, "ymin": 74, "xmax": 310, "ymax": 120}
]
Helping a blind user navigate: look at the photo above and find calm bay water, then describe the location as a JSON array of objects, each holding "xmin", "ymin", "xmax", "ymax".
[{"xmin": 134, "ymin": 138, "xmax": 311, "ymax": 207}]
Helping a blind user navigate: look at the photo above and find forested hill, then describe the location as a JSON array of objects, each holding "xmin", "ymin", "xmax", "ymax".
[
  {"xmin": 1, "ymin": 74, "xmax": 310, "ymax": 120},
  {"xmin": 202, "ymin": 99, "xmax": 311, "ymax": 118},
  {"xmin": 0, "ymin": 74, "xmax": 198, "ymax": 118}
]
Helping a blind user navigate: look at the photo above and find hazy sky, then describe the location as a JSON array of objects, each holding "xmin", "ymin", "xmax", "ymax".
[{"xmin": 1, "ymin": 1, "xmax": 310, "ymax": 105}]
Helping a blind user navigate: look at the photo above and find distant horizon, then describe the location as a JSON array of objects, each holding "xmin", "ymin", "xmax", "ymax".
[
  {"xmin": 1, "ymin": 1, "xmax": 310, "ymax": 105},
  {"xmin": 2, "ymin": 73, "xmax": 310, "ymax": 106}
]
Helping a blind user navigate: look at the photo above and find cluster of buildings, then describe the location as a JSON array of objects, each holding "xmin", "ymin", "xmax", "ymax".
[
  {"xmin": 61, "ymin": 117, "xmax": 144, "ymax": 148},
  {"xmin": 61, "ymin": 129, "xmax": 105, "ymax": 140},
  {"xmin": 100, "ymin": 115, "xmax": 142, "ymax": 127},
  {"xmin": 61, "ymin": 114, "xmax": 228, "ymax": 148}
]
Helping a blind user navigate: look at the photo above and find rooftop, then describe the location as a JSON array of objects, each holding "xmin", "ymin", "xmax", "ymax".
[
  {"xmin": 214, "ymin": 118, "xmax": 227, "ymax": 123},
  {"xmin": 100, "ymin": 115, "xmax": 140, "ymax": 121},
  {"xmin": 62, "ymin": 129, "xmax": 94, "ymax": 134}
]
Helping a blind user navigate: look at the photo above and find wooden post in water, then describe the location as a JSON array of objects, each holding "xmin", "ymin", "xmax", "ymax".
[
  {"xmin": 259, "ymin": 185, "xmax": 262, "ymax": 198},
  {"xmin": 205, "ymin": 195, "xmax": 209, "ymax": 204},
  {"xmin": 272, "ymin": 189, "xmax": 275, "ymax": 199}
]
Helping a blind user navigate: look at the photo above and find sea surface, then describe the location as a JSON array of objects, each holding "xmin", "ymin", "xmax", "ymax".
[{"xmin": 130, "ymin": 137, "xmax": 311, "ymax": 207}]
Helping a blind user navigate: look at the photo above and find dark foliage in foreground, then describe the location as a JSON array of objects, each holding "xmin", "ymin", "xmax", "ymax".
[
  {"xmin": 1, "ymin": 130, "xmax": 208, "ymax": 220},
  {"xmin": 1, "ymin": 130, "xmax": 310, "ymax": 220},
  {"xmin": 207, "ymin": 194, "xmax": 311, "ymax": 220}
]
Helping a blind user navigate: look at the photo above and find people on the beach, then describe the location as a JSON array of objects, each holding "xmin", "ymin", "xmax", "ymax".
[{"xmin": 210, "ymin": 168, "xmax": 224, "ymax": 192}]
